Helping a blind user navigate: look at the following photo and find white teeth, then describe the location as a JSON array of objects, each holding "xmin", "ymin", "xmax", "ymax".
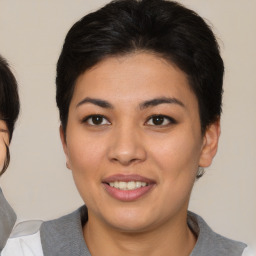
[
  {"xmin": 109, "ymin": 181, "xmax": 148, "ymax": 190},
  {"xmin": 119, "ymin": 181, "xmax": 126, "ymax": 189},
  {"xmin": 127, "ymin": 181, "xmax": 136, "ymax": 190}
]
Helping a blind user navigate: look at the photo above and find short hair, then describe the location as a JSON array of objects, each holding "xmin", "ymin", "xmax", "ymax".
[
  {"xmin": 56, "ymin": 0, "xmax": 224, "ymax": 135},
  {"xmin": 0, "ymin": 55, "xmax": 20, "ymax": 175}
]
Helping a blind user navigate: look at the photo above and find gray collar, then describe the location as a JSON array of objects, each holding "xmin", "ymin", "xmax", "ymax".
[
  {"xmin": 40, "ymin": 206, "xmax": 246, "ymax": 256},
  {"xmin": 188, "ymin": 211, "xmax": 246, "ymax": 256},
  {"xmin": 40, "ymin": 206, "xmax": 90, "ymax": 256}
]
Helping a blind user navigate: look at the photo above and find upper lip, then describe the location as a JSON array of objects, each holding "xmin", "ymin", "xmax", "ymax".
[{"xmin": 102, "ymin": 174, "xmax": 155, "ymax": 184}]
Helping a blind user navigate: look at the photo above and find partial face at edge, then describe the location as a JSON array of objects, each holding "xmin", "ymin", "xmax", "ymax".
[
  {"xmin": 0, "ymin": 120, "xmax": 9, "ymax": 172},
  {"xmin": 60, "ymin": 52, "xmax": 220, "ymax": 232}
]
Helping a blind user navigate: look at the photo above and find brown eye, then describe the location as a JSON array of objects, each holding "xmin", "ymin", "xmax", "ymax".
[
  {"xmin": 91, "ymin": 116, "xmax": 103, "ymax": 125},
  {"xmin": 146, "ymin": 115, "xmax": 176, "ymax": 126},
  {"xmin": 151, "ymin": 116, "xmax": 164, "ymax": 125},
  {"xmin": 84, "ymin": 115, "xmax": 110, "ymax": 126}
]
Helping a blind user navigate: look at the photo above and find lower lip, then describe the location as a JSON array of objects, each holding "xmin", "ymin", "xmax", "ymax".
[{"xmin": 102, "ymin": 183, "xmax": 155, "ymax": 202}]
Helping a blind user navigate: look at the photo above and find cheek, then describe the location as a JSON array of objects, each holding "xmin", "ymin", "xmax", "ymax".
[
  {"xmin": 66, "ymin": 134, "xmax": 118, "ymax": 214},
  {"xmin": 66, "ymin": 132, "xmax": 107, "ymax": 182},
  {"xmin": 149, "ymin": 131, "xmax": 202, "ymax": 181},
  {"xmin": 66, "ymin": 137, "xmax": 103, "ymax": 205}
]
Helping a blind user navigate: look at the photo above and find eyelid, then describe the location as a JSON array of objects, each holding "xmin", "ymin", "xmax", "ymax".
[
  {"xmin": 81, "ymin": 114, "xmax": 111, "ymax": 126},
  {"xmin": 145, "ymin": 115, "xmax": 177, "ymax": 126}
]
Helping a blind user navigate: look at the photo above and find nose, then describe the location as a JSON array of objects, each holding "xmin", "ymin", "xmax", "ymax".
[{"xmin": 107, "ymin": 124, "xmax": 147, "ymax": 166}]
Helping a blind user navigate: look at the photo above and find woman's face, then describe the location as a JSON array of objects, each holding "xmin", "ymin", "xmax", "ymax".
[
  {"xmin": 0, "ymin": 120, "xmax": 9, "ymax": 171},
  {"xmin": 61, "ymin": 53, "xmax": 220, "ymax": 232}
]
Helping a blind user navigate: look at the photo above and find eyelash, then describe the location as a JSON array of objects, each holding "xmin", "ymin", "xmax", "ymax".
[
  {"xmin": 145, "ymin": 115, "xmax": 177, "ymax": 126},
  {"xmin": 81, "ymin": 114, "xmax": 176, "ymax": 127},
  {"xmin": 81, "ymin": 115, "xmax": 111, "ymax": 126}
]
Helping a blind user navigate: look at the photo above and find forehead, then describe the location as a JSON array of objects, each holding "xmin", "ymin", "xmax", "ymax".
[
  {"xmin": 0, "ymin": 120, "xmax": 8, "ymax": 131},
  {"xmin": 71, "ymin": 52, "xmax": 197, "ymax": 108},
  {"xmin": 0, "ymin": 120, "xmax": 9, "ymax": 144}
]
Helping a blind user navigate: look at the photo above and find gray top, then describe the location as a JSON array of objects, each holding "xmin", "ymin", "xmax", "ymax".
[
  {"xmin": 0, "ymin": 188, "xmax": 16, "ymax": 251},
  {"xmin": 41, "ymin": 206, "xmax": 246, "ymax": 256},
  {"xmin": 188, "ymin": 211, "xmax": 246, "ymax": 255}
]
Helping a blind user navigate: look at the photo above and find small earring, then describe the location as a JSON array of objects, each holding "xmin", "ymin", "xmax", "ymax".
[{"xmin": 196, "ymin": 166, "xmax": 205, "ymax": 179}]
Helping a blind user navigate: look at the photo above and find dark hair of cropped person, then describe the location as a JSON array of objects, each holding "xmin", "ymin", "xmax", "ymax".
[
  {"xmin": 0, "ymin": 55, "xmax": 20, "ymax": 175},
  {"xmin": 56, "ymin": 0, "xmax": 224, "ymax": 136}
]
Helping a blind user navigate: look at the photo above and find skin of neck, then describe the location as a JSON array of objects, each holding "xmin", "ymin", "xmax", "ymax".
[{"xmin": 83, "ymin": 201, "xmax": 197, "ymax": 256}]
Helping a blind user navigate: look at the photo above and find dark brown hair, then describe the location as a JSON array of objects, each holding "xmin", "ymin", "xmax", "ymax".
[
  {"xmin": 56, "ymin": 0, "xmax": 224, "ymax": 136},
  {"xmin": 0, "ymin": 55, "xmax": 20, "ymax": 175}
]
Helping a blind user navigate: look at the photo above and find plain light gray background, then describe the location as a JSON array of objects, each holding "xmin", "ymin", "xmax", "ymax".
[{"xmin": 0, "ymin": 0, "xmax": 255, "ymax": 250}]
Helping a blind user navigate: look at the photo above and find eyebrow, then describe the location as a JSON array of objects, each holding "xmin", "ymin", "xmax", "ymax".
[
  {"xmin": 76, "ymin": 97, "xmax": 114, "ymax": 109},
  {"xmin": 139, "ymin": 97, "xmax": 185, "ymax": 109},
  {"xmin": 76, "ymin": 96, "xmax": 185, "ymax": 110},
  {"xmin": 0, "ymin": 129, "xmax": 8, "ymax": 133}
]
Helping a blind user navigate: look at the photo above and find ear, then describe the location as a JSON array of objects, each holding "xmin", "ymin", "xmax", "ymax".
[
  {"xmin": 59, "ymin": 125, "xmax": 71, "ymax": 169},
  {"xmin": 199, "ymin": 119, "xmax": 221, "ymax": 168}
]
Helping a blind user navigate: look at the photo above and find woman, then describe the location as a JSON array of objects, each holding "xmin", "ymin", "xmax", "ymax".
[
  {"xmin": 2, "ymin": 0, "xmax": 250, "ymax": 255},
  {"xmin": 0, "ymin": 55, "xmax": 20, "ymax": 251}
]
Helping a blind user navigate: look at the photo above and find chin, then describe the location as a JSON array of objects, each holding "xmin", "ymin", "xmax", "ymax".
[
  {"xmin": 110, "ymin": 219, "xmax": 153, "ymax": 233},
  {"xmin": 102, "ymin": 207, "xmax": 157, "ymax": 233}
]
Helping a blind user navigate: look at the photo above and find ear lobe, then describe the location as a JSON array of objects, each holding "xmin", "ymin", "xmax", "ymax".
[
  {"xmin": 199, "ymin": 119, "xmax": 221, "ymax": 168},
  {"xmin": 59, "ymin": 125, "xmax": 70, "ymax": 169}
]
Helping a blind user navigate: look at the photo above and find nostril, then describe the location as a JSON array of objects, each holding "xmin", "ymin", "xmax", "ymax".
[
  {"xmin": 107, "ymin": 132, "xmax": 147, "ymax": 165},
  {"xmin": 111, "ymin": 155, "xmax": 145, "ymax": 166}
]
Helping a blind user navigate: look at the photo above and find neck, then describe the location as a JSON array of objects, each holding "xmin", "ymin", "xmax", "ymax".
[{"xmin": 83, "ymin": 210, "xmax": 196, "ymax": 256}]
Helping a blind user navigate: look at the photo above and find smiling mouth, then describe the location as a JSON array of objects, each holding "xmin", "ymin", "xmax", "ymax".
[
  {"xmin": 108, "ymin": 181, "xmax": 148, "ymax": 190},
  {"xmin": 102, "ymin": 174, "xmax": 155, "ymax": 201}
]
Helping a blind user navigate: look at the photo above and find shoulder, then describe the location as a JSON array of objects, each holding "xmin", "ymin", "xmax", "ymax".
[
  {"xmin": 40, "ymin": 206, "xmax": 88, "ymax": 255},
  {"xmin": 1, "ymin": 207, "xmax": 87, "ymax": 256},
  {"xmin": 1, "ymin": 220, "xmax": 44, "ymax": 256},
  {"xmin": 188, "ymin": 211, "xmax": 247, "ymax": 256},
  {"xmin": 0, "ymin": 188, "xmax": 16, "ymax": 250},
  {"xmin": 40, "ymin": 206, "xmax": 83, "ymax": 239}
]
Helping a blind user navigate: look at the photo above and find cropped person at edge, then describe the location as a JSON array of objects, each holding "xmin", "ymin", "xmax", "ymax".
[{"xmin": 0, "ymin": 55, "xmax": 20, "ymax": 251}]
